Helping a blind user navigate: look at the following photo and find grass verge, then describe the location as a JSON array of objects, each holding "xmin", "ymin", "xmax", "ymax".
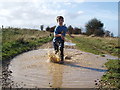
[
  {"xmin": 67, "ymin": 35, "xmax": 119, "ymax": 57},
  {"xmin": 100, "ymin": 59, "xmax": 120, "ymax": 89}
]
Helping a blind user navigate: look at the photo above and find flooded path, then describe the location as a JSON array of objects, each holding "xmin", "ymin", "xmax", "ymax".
[{"xmin": 8, "ymin": 42, "xmax": 118, "ymax": 88}]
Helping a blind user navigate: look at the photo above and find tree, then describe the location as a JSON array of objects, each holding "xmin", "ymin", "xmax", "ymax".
[
  {"xmin": 68, "ymin": 25, "xmax": 74, "ymax": 34},
  {"xmin": 104, "ymin": 30, "xmax": 110, "ymax": 37},
  {"xmin": 2, "ymin": 25, "xmax": 3, "ymax": 29},
  {"xmin": 45, "ymin": 26, "xmax": 56, "ymax": 32},
  {"xmin": 50, "ymin": 26, "xmax": 56, "ymax": 32},
  {"xmin": 94, "ymin": 29, "xmax": 104, "ymax": 36},
  {"xmin": 46, "ymin": 26, "xmax": 50, "ymax": 31},
  {"xmin": 73, "ymin": 27, "xmax": 81, "ymax": 34},
  {"xmin": 111, "ymin": 32, "xmax": 114, "ymax": 37},
  {"xmin": 85, "ymin": 18, "xmax": 104, "ymax": 36},
  {"xmin": 40, "ymin": 25, "xmax": 44, "ymax": 31}
]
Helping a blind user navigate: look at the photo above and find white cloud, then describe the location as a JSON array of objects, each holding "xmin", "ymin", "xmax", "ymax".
[
  {"xmin": 0, "ymin": 0, "xmax": 85, "ymax": 3},
  {"xmin": 85, "ymin": 0, "xmax": 119, "ymax": 2},
  {"xmin": 0, "ymin": 0, "xmax": 119, "ymax": 2},
  {"xmin": 0, "ymin": 1, "xmax": 118, "ymax": 37},
  {"xmin": 0, "ymin": 9, "xmax": 10, "ymax": 16},
  {"xmin": 77, "ymin": 11, "xmax": 84, "ymax": 14},
  {"xmin": 0, "ymin": 1, "xmax": 71, "ymax": 29}
]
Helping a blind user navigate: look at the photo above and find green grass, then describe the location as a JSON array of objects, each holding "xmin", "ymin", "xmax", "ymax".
[
  {"xmin": 101, "ymin": 59, "xmax": 120, "ymax": 89},
  {"xmin": 2, "ymin": 28, "xmax": 53, "ymax": 62},
  {"xmin": 67, "ymin": 35, "xmax": 119, "ymax": 57}
]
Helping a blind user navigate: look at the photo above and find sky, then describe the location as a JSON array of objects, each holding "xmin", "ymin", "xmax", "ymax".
[{"xmin": 0, "ymin": 0, "xmax": 119, "ymax": 36}]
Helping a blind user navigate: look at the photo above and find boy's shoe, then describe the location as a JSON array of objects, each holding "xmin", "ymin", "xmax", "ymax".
[
  {"xmin": 55, "ymin": 50, "xmax": 59, "ymax": 54},
  {"xmin": 59, "ymin": 61, "xmax": 64, "ymax": 64}
]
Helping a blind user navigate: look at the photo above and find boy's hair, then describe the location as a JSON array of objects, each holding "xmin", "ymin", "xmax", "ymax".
[{"xmin": 56, "ymin": 16, "xmax": 64, "ymax": 22}]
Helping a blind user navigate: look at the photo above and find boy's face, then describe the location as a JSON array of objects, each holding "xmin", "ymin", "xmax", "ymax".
[{"xmin": 58, "ymin": 18, "xmax": 64, "ymax": 25}]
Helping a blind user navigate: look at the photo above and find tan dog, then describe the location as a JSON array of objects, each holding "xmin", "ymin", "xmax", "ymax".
[{"xmin": 48, "ymin": 52, "xmax": 60, "ymax": 63}]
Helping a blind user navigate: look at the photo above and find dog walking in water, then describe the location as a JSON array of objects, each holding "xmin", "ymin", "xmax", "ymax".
[{"xmin": 53, "ymin": 16, "xmax": 74, "ymax": 64}]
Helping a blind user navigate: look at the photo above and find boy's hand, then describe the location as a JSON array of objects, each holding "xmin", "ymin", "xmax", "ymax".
[
  {"xmin": 61, "ymin": 35, "xmax": 65, "ymax": 40},
  {"xmin": 58, "ymin": 34, "xmax": 62, "ymax": 37},
  {"xmin": 70, "ymin": 35, "xmax": 74, "ymax": 38},
  {"xmin": 67, "ymin": 31, "xmax": 74, "ymax": 38}
]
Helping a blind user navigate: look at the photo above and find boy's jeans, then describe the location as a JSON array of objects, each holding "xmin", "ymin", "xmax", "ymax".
[{"xmin": 53, "ymin": 40, "xmax": 64, "ymax": 61}]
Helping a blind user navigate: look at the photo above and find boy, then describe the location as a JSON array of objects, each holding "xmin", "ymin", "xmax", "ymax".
[{"xmin": 53, "ymin": 16, "xmax": 73, "ymax": 64}]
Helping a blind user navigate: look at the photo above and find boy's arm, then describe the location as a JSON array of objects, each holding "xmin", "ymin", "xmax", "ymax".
[
  {"xmin": 67, "ymin": 31, "xmax": 74, "ymax": 38},
  {"xmin": 54, "ymin": 33, "xmax": 65, "ymax": 40},
  {"xmin": 54, "ymin": 33, "xmax": 62, "ymax": 37}
]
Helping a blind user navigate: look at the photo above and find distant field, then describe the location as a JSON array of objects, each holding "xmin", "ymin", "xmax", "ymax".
[
  {"xmin": 2, "ymin": 28, "xmax": 50, "ymax": 43},
  {"xmin": 67, "ymin": 34, "xmax": 119, "ymax": 57},
  {"xmin": 2, "ymin": 28, "xmax": 53, "ymax": 62}
]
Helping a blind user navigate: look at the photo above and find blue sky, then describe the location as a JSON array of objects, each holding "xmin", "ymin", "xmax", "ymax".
[
  {"xmin": 63, "ymin": 2, "xmax": 118, "ymax": 36},
  {"xmin": 0, "ymin": 0, "xmax": 118, "ymax": 36}
]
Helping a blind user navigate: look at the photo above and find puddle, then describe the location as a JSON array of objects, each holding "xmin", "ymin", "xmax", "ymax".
[
  {"xmin": 8, "ymin": 48, "xmax": 118, "ymax": 88},
  {"xmin": 64, "ymin": 42, "xmax": 76, "ymax": 46}
]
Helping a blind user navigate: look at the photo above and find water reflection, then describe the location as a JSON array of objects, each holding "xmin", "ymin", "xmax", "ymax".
[
  {"xmin": 64, "ymin": 42, "xmax": 76, "ymax": 46},
  {"xmin": 48, "ymin": 63, "xmax": 63, "ymax": 88}
]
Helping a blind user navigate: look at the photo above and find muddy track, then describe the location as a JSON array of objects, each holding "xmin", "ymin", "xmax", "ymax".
[{"xmin": 2, "ymin": 41, "xmax": 117, "ymax": 88}]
